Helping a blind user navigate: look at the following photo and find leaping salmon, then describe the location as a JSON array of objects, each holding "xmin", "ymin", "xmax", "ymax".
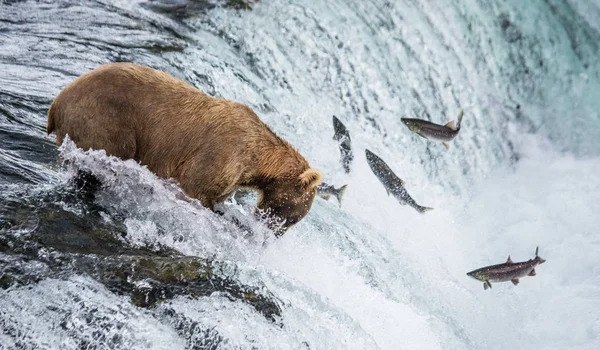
[
  {"xmin": 467, "ymin": 246, "xmax": 546, "ymax": 290},
  {"xmin": 332, "ymin": 115, "xmax": 353, "ymax": 173},
  {"xmin": 401, "ymin": 110, "xmax": 464, "ymax": 149},
  {"xmin": 365, "ymin": 149, "xmax": 433, "ymax": 214},
  {"xmin": 317, "ymin": 182, "xmax": 347, "ymax": 208}
]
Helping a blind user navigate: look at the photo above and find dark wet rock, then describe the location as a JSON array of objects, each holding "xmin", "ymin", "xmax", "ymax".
[
  {"xmin": 143, "ymin": 0, "xmax": 257, "ymax": 19},
  {"xmin": 0, "ymin": 273, "xmax": 15, "ymax": 289},
  {"xmin": 158, "ymin": 307, "xmax": 225, "ymax": 349},
  {"xmin": 0, "ymin": 192, "xmax": 281, "ymax": 321},
  {"xmin": 225, "ymin": 0, "xmax": 255, "ymax": 10}
]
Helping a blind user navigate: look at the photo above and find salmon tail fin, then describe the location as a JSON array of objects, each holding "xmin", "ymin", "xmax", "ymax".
[
  {"xmin": 535, "ymin": 246, "xmax": 546, "ymax": 264},
  {"xmin": 47, "ymin": 101, "xmax": 56, "ymax": 135},
  {"xmin": 335, "ymin": 184, "xmax": 347, "ymax": 208},
  {"xmin": 456, "ymin": 109, "xmax": 464, "ymax": 130},
  {"xmin": 417, "ymin": 205, "xmax": 434, "ymax": 214}
]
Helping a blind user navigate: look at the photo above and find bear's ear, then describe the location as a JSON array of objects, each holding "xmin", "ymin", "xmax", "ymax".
[{"xmin": 299, "ymin": 168, "xmax": 322, "ymax": 189}]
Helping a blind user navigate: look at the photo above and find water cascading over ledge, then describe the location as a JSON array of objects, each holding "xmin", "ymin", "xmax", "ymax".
[{"xmin": 0, "ymin": 0, "xmax": 599, "ymax": 349}]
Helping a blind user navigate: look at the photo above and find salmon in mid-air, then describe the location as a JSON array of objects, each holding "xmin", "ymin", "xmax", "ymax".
[
  {"xmin": 467, "ymin": 247, "xmax": 546, "ymax": 290},
  {"xmin": 317, "ymin": 182, "xmax": 348, "ymax": 208},
  {"xmin": 401, "ymin": 110, "xmax": 464, "ymax": 149},
  {"xmin": 365, "ymin": 149, "xmax": 433, "ymax": 214},
  {"xmin": 332, "ymin": 115, "xmax": 353, "ymax": 173}
]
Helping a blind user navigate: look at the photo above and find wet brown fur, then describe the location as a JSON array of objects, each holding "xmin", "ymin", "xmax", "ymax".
[{"xmin": 47, "ymin": 62, "xmax": 322, "ymax": 231}]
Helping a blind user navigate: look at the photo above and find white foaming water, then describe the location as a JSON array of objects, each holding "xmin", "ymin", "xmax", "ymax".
[
  {"xmin": 1, "ymin": 0, "xmax": 599, "ymax": 348},
  {"xmin": 58, "ymin": 137, "xmax": 274, "ymax": 263},
  {"xmin": 49, "ymin": 133, "xmax": 600, "ymax": 349},
  {"xmin": 0, "ymin": 275, "xmax": 186, "ymax": 350},
  {"xmin": 245, "ymin": 135, "xmax": 600, "ymax": 349}
]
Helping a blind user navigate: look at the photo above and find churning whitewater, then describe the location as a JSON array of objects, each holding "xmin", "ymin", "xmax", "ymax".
[{"xmin": 1, "ymin": 0, "xmax": 599, "ymax": 349}]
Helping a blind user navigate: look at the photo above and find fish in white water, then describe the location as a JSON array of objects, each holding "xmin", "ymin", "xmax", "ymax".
[
  {"xmin": 467, "ymin": 247, "xmax": 546, "ymax": 290},
  {"xmin": 332, "ymin": 115, "xmax": 353, "ymax": 173},
  {"xmin": 401, "ymin": 110, "xmax": 464, "ymax": 149},
  {"xmin": 365, "ymin": 149, "xmax": 433, "ymax": 214},
  {"xmin": 317, "ymin": 182, "xmax": 347, "ymax": 207}
]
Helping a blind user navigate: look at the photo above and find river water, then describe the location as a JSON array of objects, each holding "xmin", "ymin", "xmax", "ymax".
[{"xmin": 1, "ymin": 0, "xmax": 599, "ymax": 349}]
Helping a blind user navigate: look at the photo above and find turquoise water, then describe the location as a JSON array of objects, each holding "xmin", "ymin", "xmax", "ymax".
[{"xmin": 1, "ymin": 0, "xmax": 599, "ymax": 349}]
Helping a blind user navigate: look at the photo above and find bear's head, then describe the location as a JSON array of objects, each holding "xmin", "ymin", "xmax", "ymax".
[{"xmin": 258, "ymin": 168, "xmax": 322, "ymax": 235}]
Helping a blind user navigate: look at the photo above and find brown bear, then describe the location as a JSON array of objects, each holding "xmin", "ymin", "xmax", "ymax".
[{"xmin": 47, "ymin": 62, "xmax": 322, "ymax": 234}]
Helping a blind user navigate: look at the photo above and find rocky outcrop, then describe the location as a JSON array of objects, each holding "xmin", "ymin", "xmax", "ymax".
[{"xmin": 0, "ymin": 191, "xmax": 280, "ymax": 321}]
